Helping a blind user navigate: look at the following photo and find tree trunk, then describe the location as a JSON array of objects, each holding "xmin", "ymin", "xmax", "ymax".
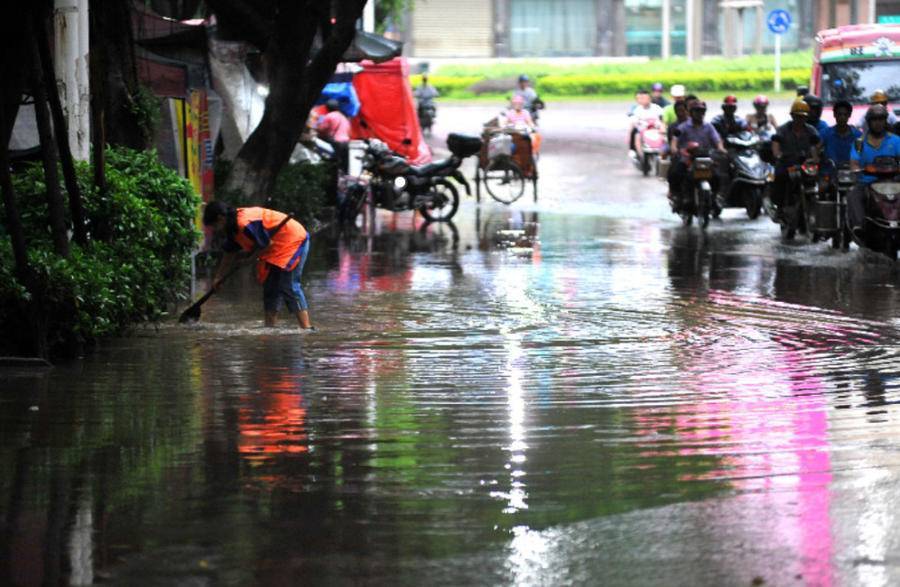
[
  {"xmin": 0, "ymin": 99, "xmax": 29, "ymax": 277},
  {"xmin": 36, "ymin": 7, "xmax": 88, "ymax": 246},
  {"xmin": 221, "ymin": 0, "xmax": 367, "ymax": 203},
  {"xmin": 89, "ymin": 1, "xmax": 107, "ymax": 197},
  {"xmin": 28, "ymin": 17, "xmax": 70, "ymax": 258},
  {"xmin": 90, "ymin": 0, "xmax": 144, "ymax": 149}
]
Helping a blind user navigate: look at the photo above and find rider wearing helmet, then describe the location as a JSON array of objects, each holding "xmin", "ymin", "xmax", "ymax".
[
  {"xmin": 514, "ymin": 74, "xmax": 538, "ymax": 113},
  {"xmin": 770, "ymin": 99, "xmax": 821, "ymax": 208},
  {"xmin": 820, "ymin": 100, "xmax": 861, "ymax": 170},
  {"xmin": 662, "ymin": 84, "xmax": 686, "ymax": 126},
  {"xmin": 711, "ymin": 95, "xmax": 750, "ymax": 138},
  {"xmin": 858, "ymin": 89, "xmax": 898, "ymax": 134},
  {"xmin": 651, "ymin": 82, "xmax": 670, "ymax": 108},
  {"xmin": 746, "ymin": 94, "xmax": 777, "ymax": 133},
  {"xmin": 667, "ymin": 100, "xmax": 726, "ymax": 208},
  {"xmin": 803, "ymin": 94, "xmax": 830, "ymax": 136},
  {"xmin": 847, "ymin": 104, "xmax": 900, "ymax": 237}
]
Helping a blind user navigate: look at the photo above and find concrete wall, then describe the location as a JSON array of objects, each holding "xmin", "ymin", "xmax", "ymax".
[{"xmin": 409, "ymin": 0, "xmax": 494, "ymax": 58}]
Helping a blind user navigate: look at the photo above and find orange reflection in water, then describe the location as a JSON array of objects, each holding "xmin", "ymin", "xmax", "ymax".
[{"xmin": 238, "ymin": 372, "xmax": 308, "ymax": 462}]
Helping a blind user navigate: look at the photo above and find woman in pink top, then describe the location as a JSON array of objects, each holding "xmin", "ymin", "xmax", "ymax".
[
  {"xmin": 316, "ymin": 99, "xmax": 351, "ymax": 143},
  {"xmin": 504, "ymin": 95, "xmax": 535, "ymax": 130}
]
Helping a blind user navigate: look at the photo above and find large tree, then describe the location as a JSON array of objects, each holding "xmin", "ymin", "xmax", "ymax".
[{"xmin": 207, "ymin": 0, "xmax": 367, "ymax": 203}]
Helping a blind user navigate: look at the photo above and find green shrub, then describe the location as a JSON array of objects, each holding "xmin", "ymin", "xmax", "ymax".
[
  {"xmin": 411, "ymin": 69, "xmax": 809, "ymax": 98},
  {"xmin": 215, "ymin": 159, "xmax": 333, "ymax": 228},
  {"xmin": 0, "ymin": 147, "xmax": 200, "ymax": 356}
]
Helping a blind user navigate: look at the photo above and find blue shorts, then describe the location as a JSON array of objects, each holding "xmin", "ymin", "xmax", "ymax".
[{"xmin": 262, "ymin": 237, "xmax": 310, "ymax": 313}]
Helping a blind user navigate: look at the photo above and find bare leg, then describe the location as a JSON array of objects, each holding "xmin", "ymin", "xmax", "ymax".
[
  {"xmin": 296, "ymin": 310, "xmax": 312, "ymax": 330},
  {"xmin": 265, "ymin": 311, "xmax": 277, "ymax": 327}
]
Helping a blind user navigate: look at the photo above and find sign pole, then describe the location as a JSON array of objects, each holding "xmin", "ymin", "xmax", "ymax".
[{"xmin": 774, "ymin": 33, "xmax": 781, "ymax": 92}]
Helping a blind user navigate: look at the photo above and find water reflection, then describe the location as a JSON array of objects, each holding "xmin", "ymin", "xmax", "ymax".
[{"xmin": 3, "ymin": 204, "xmax": 900, "ymax": 583}]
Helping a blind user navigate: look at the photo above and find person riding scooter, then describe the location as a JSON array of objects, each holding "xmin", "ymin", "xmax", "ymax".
[
  {"xmin": 746, "ymin": 95, "xmax": 777, "ymax": 134},
  {"xmin": 414, "ymin": 74, "xmax": 440, "ymax": 135},
  {"xmin": 857, "ymin": 90, "xmax": 899, "ymax": 134},
  {"xmin": 770, "ymin": 100, "xmax": 821, "ymax": 211},
  {"xmin": 803, "ymin": 94, "xmax": 830, "ymax": 137},
  {"xmin": 820, "ymin": 100, "xmax": 861, "ymax": 174},
  {"xmin": 711, "ymin": 95, "xmax": 750, "ymax": 138},
  {"xmin": 667, "ymin": 101, "xmax": 725, "ymax": 209},
  {"xmin": 848, "ymin": 105, "xmax": 900, "ymax": 240}
]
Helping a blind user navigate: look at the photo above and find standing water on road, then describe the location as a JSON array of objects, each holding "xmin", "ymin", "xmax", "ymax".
[{"xmin": 4, "ymin": 201, "xmax": 900, "ymax": 585}]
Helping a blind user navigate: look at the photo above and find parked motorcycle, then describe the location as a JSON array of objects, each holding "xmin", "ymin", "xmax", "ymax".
[
  {"xmin": 852, "ymin": 156, "xmax": 900, "ymax": 259},
  {"xmin": 632, "ymin": 118, "xmax": 666, "ymax": 177},
  {"xmin": 718, "ymin": 131, "xmax": 770, "ymax": 219},
  {"xmin": 765, "ymin": 158, "xmax": 819, "ymax": 240},
  {"xmin": 674, "ymin": 144, "xmax": 717, "ymax": 228},
  {"xmin": 339, "ymin": 134, "xmax": 481, "ymax": 225}
]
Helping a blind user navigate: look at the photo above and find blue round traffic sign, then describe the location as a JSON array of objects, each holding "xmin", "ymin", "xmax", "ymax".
[{"xmin": 767, "ymin": 9, "xmax": 792, "ymax": 34}]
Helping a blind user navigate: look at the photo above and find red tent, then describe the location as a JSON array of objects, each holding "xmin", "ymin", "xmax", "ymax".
[{"xmin": 350, "ymin": 58, "xmax": 431, "ymax": 164}]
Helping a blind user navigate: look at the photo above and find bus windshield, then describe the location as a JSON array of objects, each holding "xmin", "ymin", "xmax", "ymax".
[{"xmin": 821, "ymin": 60, "xmax": 900, "ymax": 104}]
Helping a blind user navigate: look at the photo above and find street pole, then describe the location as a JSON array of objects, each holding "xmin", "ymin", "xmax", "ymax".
[
  {"xmin": 662, "ymin": 0, "xmax": 671, "ymax": 59},
  {"xmin": 363, "ymin": 0, "xmax": 375, "ymax": 33},
  {"xmin": 774, "ymin": 33, "xmax": 781, "ymax": 92},
  {"xmin": 686, "ymin": 0, "xmax": 694, "ymax": 61}
]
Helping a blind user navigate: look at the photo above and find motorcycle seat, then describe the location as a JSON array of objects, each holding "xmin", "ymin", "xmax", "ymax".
[{"xmin": 408, "ymin": 158, "xmax": 457, "ymax": 177}]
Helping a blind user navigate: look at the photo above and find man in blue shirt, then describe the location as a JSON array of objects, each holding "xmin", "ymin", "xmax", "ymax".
[
  {"xmin": 848, "ymin": 105, "xmax": 900, "ymax": 236},
  {"xmin": 804, "ymin": 94, "xmax": 830, "ymax": 137},
  {"xmin": 820, "ymin": 100, "xmax": 861, "ymax": 171}
]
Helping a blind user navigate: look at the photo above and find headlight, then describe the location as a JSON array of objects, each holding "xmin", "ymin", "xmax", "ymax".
[
  {"xmin": 871, "ymin": 182, "xmax": 900, "ymax": 198},
  {"xmin": 393, "ymin": 176, "xmax": 408, "ymax": 190}
]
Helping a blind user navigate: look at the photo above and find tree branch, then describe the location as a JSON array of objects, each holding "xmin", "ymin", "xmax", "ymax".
[{"xmin": 206, "ymin": 0, "xmax": 274, "ymax": 50}]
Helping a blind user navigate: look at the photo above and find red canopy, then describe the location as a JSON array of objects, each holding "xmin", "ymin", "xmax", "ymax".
[{"xmin": 350, "ymin": 58, "xmax": 431, "ymax": 164}]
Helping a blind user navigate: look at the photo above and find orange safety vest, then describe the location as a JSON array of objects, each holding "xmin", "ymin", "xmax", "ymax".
[{"xmin": 233, "ymin": 208, "xmax": 308, "ymax": 281}]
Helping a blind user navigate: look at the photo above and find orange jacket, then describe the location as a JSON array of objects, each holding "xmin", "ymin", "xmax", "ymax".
[{"xmin": 226, "ymin": 207, "xmax": 308, "ymax": 272}]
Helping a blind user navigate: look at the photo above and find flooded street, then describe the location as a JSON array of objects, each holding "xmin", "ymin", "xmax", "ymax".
[{"xmin": 4, "ymin": 103, "xmax": 900, "ymax": 586}]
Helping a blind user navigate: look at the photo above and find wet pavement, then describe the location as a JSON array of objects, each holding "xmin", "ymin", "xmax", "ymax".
[{"xmin": 3, "ymin": 103, "xmax": 900, "ymax": 586}]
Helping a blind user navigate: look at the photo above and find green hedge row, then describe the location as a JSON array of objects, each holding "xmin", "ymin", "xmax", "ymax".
[
  {"xmin": 0, "ymin": 147, "xmax": 200, "ymax": 356},
  {"xmin": 412, "ymin": 69, "xmax": 809, "ymax": 97}
]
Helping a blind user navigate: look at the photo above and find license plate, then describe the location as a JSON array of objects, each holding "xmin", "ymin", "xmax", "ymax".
[{"xmin": 693, "ymin": 169, "xmax": 712, "ymax": 179}]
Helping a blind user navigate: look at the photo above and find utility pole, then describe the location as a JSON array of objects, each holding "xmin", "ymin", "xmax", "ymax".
[
  {"xmin": 662, "ymin": 0, "xmax": 671, "ymax": 59},
  {"xmin": 363, "ymin": 0, "xmax": 375, "ymax": 33}
]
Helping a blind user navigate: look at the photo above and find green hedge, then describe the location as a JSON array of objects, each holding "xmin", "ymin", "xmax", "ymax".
[
  {"xmin": 412, "ymin": 69, "xmax": 809, "ymax": 98},
  {"xmin": 0, "ymin": 147, "xmax": 200, "ymax": 356}
]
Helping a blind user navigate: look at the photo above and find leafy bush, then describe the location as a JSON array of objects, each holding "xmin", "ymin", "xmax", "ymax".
[
  {"xmin": 215, "ymin": 159, "xmax": 333, "ymax": 228},
  {"xmin": 0, "ymin": 147, "xmax": 200, "ymax": 356}
]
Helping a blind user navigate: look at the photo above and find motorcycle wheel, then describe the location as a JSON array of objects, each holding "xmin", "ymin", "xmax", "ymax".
[
  {"xmin": 681, "ymin": 212, "xmax": 693, "ymax": 227},
  {"xmin": 746, "ymin": 187, "xmax": 762, "ymax": 220},
  {"xmin": 484, "ymin": 158, "xmax": 525, "ymax": 204},
  {"xmin": 782, "ymin": 224, "xmax": 796, "ymax": 241},
  {"xmin": 420, "ymin": 180, "xmax": 460, "ymax": 223},
  {"xmin": 698, "ymin": 190, "xmax": 710, "ymax": 229},
  {"xmin": 642, "ymin": 153, "xmax": 652, "ymax": 176}
]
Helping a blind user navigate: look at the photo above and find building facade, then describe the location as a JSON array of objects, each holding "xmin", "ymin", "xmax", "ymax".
[{"xmin": 404, "ymin": 0, "xmax": 889, "ymax": 59}]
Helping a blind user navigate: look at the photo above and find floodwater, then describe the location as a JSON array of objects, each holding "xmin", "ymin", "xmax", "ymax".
[
  {"xmin": 4, "ymin": 103, "xmax": 900, "ymax": 585},
  {"xmin": 4, "ymin": 202, "xmax": 900, "ymax": 586}
]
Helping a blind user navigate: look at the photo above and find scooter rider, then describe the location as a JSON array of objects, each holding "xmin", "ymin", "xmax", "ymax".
[
  {"xmin": 770, "ymin": 100, "xmax": 820, "ymax": 209},
  {"xmin": 746, "ymin": 95, "xmax": 777, "ymax": 133},
  {"xmin": 629, "ymin": 89, "xmax": 664, "ymax": 156},
  {"xmin": 820, "ymin": 100, "xmax": 861, "ymax": 173},
  {"xmin": 667, "ymin": 101, "xmax": 726, "ymax": 206},
  {"xmin": 711, "ymin": 95, "xmax": 750, "ymax": 138},
  {"xmin": 848, "ymin": 105, "xmax": 900, "ymax": 239},
  {"xmin": 858, "ymin": 90, "xmax": 898, "ymax": 134},
  {"xmin": 803, "ymin": 94, "xmax": 830, "ymax": 136}
]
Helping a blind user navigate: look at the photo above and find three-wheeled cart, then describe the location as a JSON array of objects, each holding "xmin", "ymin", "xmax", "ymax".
[{"xmin": 474, "ymin": 126, "xmax": 539, "ymax": 204}]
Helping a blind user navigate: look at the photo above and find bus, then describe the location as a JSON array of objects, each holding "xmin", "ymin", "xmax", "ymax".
[{"xmin": 812, "ymin": 23, "xmax": 900, "ymax": 123}]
